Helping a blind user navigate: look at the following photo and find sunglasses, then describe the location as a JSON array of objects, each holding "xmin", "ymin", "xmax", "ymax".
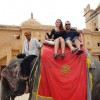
[
  {"xmin": 25, "ymin": 34, "xmax": 31, "ymax": 36},
  {"xmin": 65, "ymin": 24, "xmax": 70, "ymax": 25}
]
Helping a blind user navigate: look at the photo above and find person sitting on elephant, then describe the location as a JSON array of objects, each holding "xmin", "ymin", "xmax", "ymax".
[
  {"xmin": 17, "ymin": 31, "xmax": 41, "ymax": 92},
  {"xmin": 46, "ymin": 19, "xmax": 67, "ymax": 59},
  {"xmin": 65, "ymin": 21, "xmax": 83, "ymax": 55},
  {"xmin": 18, "ymin": 31, "xmax": 41, "ymax": 80}
]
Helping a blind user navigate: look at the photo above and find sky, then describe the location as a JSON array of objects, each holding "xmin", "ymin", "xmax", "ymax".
[{"xmin": 0, "ymin": 0, "xmax": 100, "ymax": 29}]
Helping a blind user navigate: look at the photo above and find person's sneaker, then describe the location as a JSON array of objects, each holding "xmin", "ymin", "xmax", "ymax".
[
  {"xmin": 61, "ymin": 53, "xmax": 65, "ymax": 59},
  {"xmin": 77, "ymin": 50, "xmax": 83, "ymax": 55},
  {"xmin": 54, "ymin": 53, "xmax": 60, "ymax": 59}
]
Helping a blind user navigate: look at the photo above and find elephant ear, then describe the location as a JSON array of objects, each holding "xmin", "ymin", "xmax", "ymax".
[{"xmin": 1, "ymin": 60, "xmax": 21, "ymax": 91}]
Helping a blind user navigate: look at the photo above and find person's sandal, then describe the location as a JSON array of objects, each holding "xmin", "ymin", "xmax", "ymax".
[
  {"xmin": 61, "ymin": 53, "xmax": 65, "ymax": 59},
  {"xmin": 71, "ymin": 48, "xmax": 78, "ymax": 53},
  {"xmin": 54, "ymin": 53, "xmax": 60, "ymax": 59}
]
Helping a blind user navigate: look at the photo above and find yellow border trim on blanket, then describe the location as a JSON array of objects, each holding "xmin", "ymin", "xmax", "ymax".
[{"xmin": 32, "ymin": 75, "xmax": 53, "ymax": 100}]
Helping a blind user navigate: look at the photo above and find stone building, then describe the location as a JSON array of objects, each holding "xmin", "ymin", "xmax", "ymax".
[
  {"xmin": 84, "ymin": 3, "xmax": 100, "ymax": 31},
  {"xmin": 82, "ymin": 29, "xmax": 100, "ymax": 60},
  {"xmin": 84, "ymin": 3, "xmax": 100, "ymax": 61},
  {"xmin": 0, "ymin": 15, "xmax": 54, "ymax": 71}
]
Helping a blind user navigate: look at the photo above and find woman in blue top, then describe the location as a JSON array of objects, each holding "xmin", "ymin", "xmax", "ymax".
[{"xmin": 46, "ymin": 19, "xmax": 66, "ymax": 59}]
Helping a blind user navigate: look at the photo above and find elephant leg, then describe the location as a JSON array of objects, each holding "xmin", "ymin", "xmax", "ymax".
[
  {"xmin": 98, "ymin": 95, "xmax": 100, "ymax": 100},
  {"xmin": 92, "ymin": 85, "xmax": 100, "ymax": 100},
  {"xmin": 6, "ymin": 96, "xmax": 10, "ymax": 100},
  {"xmin": 1, "ymin": 95, "xmax": 10, "ymax": 100},
  {"xmin": 11, "ymin": 96, "xmax": 16, "ymax": 100},
  {"xmin": 1, "ymin": 77, "xmax": 12, "ymax": 100},
  {"xmin": 97, "ymin": 87, "xmax": 100, "ymax": 100},
  {"xmin": 1, "ymin": 90, "xmax": 10, "ymax": 100}
]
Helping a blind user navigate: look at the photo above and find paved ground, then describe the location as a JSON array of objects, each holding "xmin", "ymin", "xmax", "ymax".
[{"xmin": 15, "ymin": 94, "xmax": 29, "ymax": 100}]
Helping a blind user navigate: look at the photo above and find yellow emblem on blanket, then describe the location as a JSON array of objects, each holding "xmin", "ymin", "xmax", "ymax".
[{"xmin": 61, "ymin": 65, "xmax": 70, "ymax": 73}]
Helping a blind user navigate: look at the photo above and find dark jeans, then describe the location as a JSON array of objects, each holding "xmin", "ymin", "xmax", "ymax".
[
  {"xmin": 17, "ymin": 53, "xmax": 26, "ymax": 59},
  {"xmin": 20, "ymin": 55, "xmax": 37, "ymax": 77}
]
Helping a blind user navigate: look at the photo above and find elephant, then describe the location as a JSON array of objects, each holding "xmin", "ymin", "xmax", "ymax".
[
  {"xmin": 1, "ymin": 55, "xmax": 39, "ymax": 100},
  {"xmin": 1, "ymin": 49, "xmax": 100, "ymax": 100}
]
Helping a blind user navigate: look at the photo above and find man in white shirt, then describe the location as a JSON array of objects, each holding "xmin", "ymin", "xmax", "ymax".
[
  {"xmin": 18, "ymin": 31, "xmax": 41, "ymax": 93},
  {"xmin": 22, "ymin": 31, "xmax": 41, "ymax": 56},
  {"xmin": 19, "ymin": 31, "xmax": 41, "ymax": 80}
]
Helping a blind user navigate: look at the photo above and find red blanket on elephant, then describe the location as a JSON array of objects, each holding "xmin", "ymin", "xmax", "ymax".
[{"xmin": 38, "ymin": 45, "xmax": 87, "ymax": 100}]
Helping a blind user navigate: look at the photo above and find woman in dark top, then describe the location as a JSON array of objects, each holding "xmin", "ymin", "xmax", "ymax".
[{"xmin": 46, "ymin": 19, "xmax": 66, "ymax": 59}]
